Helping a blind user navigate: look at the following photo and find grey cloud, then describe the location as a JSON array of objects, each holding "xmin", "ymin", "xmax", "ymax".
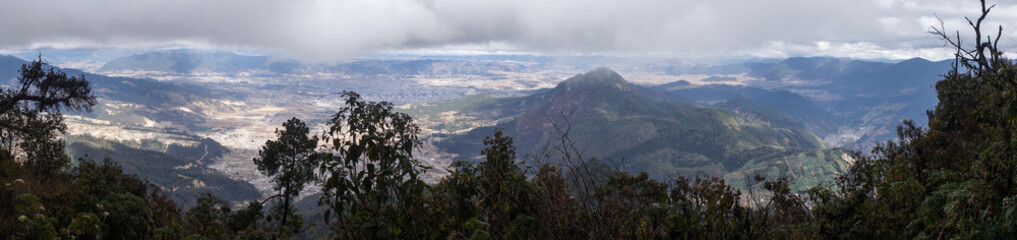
[{"xmin": 1, "ymin": 0, "xmax": 1015, "ymax": 61}]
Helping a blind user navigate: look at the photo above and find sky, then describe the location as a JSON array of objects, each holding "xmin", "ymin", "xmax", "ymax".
[{"xmin": 1, "ymin": 0, "xmax": 1016, "ymax": 62}]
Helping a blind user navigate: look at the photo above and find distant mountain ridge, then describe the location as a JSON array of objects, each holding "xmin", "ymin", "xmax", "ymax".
[
  {"xmin": 98, "ymin": 51, "xmax": 538, "ymax": 76},
  {"xmin": 656, "ymin": 56, "xmax": 953, "ymax": 149},
  {"xmin": 99, "ymin": 51, "xmax": 301, "ymax": 74}
]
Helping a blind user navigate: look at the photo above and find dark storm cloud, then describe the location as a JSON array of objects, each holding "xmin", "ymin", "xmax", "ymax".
[{"xmin": 1, "ymin": 0, "xmax": 1015, "ymax": 60}]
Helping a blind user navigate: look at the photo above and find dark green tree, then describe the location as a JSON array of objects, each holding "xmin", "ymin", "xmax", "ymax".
[
  {"xmin": 229, "ymin": 201, "xmax": 264, "ymax": 233},
  {"xmin": 99, "ymin": 192, "xmax": 154, "ymax": 239},
  {"xmin": 254, "ymin": 117, "xmax": 319, "ymax": 233},
  {"xmin": 476, "ymin": 130, "xmax": 539, "ymax": 238},
  {"xmin": 0, "ymin": 55, "xmax": 95, "ymax": 176},
  {"xmin": 317, "ymin": 91, "xmax": 430, "ymax": 238},
  {"xmin": 182, "ymin": 193, "xmax": 232, "ymax": 239}
]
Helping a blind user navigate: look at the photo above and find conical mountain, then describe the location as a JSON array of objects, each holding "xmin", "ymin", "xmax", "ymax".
[{"xmin": 435, "ymin": 68, "xmax": 825, "ymax": 179}]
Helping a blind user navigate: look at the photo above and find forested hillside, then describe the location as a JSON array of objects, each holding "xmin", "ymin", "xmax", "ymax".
[
  {"xmin": 428, "ymin": 68, "xmax": 841, "ymax": 186},
  {"xmin": 658, "ymin": 57, "xmax": 953, "ymax": 150},
  {"xmin": 64, "ymin": 135, "xmax": 260, "ymax": 205}
]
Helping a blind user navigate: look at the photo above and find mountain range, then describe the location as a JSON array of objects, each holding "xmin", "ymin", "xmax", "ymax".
[
  {"xmin": 414, "ymin": 68, "xmax": 847, "ymax": 186},
  {"xmin": 657, "ymin": 57, "xmax": 952, "ymax": 149},
  {"xmin": 97, "ymin": 51, "xmax": 539, "ymax": 77}
]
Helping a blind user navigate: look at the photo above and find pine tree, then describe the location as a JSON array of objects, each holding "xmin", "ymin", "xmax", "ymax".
[{"xmin": 254, "ymin": 117, "xmax": 319, "ymax": 234}]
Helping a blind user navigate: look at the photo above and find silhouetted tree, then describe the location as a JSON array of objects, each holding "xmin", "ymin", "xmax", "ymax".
[
  {"xmin": 254, "ymin": 117, "xmax": 319, "ymax": 234},
  {"xmin": 0, "ymin": 55, "xmax": 95, "ymax": 176}
]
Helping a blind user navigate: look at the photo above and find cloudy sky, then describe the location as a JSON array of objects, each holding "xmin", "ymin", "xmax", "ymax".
[{"xmin": 1, "ymin": 0, "xmax": 1015, "ymax": 61}]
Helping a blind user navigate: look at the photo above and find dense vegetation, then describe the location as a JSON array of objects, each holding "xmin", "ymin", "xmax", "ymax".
[{"xmin": 3, "ymin": 1, "xmax": 1017, "ymax": 239}]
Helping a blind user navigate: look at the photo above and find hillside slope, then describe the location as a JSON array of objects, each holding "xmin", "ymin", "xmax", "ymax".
[
  {"xmin": 656, "ymin": 57, "xmax": 952, "ymax": 150},
  {"xmin": 432, "ymin": 68, "xmax": 836, "ymax": 181},
  {"xmin": 64, "ymin": 135, "xmax": 261, "ymax": 206}
]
